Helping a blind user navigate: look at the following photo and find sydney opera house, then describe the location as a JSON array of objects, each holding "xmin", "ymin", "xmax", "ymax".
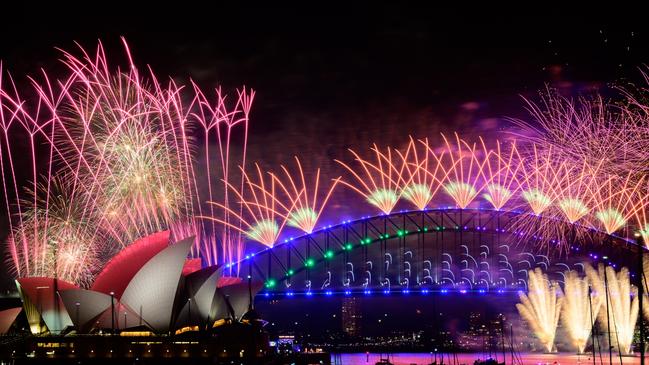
[{"xmin": 0, "ymin": 231, "xmax": 273, "ymax": 363}]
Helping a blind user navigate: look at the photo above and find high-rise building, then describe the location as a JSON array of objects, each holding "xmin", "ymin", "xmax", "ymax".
[{"xmin": 341, "ymin": 297, "xmax": 362, "ymax": 337}]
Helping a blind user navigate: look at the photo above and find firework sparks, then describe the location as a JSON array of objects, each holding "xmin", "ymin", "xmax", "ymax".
[
  {"xmin": 205, "ymin": 164, "xmax": 293, "ymax": 248},
  {"xmin": 272, "ymin": 156, "xmax": 340, "ymax": 234},
  {"xmin": 6, "ymin": 177, "xmax": 100, "ymax": 286},
  {"xmin": 396, "ymin": 137, "xmax": 447, "ymax": 210},
  {"xmin": 336, "ymin": 144, "xmax": 405, "ymax": 214},
  {"xmin": 439, "ymin": 133, "xmax": 486, "ymax": 209},
  {"xmin": 516, "ymin": 268, "xmax": 562, "ymax": 353},
  {"xmin": 561, "ymin": 268, "xmax": 602, "ymax": 354},
  {"xmin": 592, "ymin": 174, "xmax": 647, "ymax": 235},
  {"xmin": 1, "ymin": 39, "xmax": 254, "ymax": 279},
  {"xmin": 481, "ymin": 140, "xmax": 522, "ymax": 210},
  {"xmin": 587, "ymin": 265, "xmax": 639, "ymax": 355}
]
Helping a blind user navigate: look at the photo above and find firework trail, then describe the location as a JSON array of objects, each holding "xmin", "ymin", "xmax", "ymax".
[
  {"xmin": 481, "ymin": 139, "xmax": 522, "ymax": 210},
  {"xmin": 5, "ymin": 39, "xmax": 649, "ymax": 289},
  {"xmin": 336, "ymin": 144, "xmax": 406, "ymax": 214},
  {"xmin": 7, "ymin": 177, "xmax": 100, "ymax": 286},
  {"xmin": 396, "ymin": 137, "xmax": 447, "ymax": 210},
  {"xmin": 1, "ymin": 39, "xmax": 254, "ymax": 282},
  {"xmin": 591, "ymin": 173, "xmax": 647, "ymax": 235},
  {"xmin": 439, "ymin": 133, "xmax": 487, "ymax": 209},
  {"xmin": 513, "ymin": 88, "xmax": 649, "ymax": 179},
  {"xmin": 271, "ymin": 156, "xmax": 340, "ymax": 234},
  {"xmin": 561, "ymin": 267, "xmax": 602, "ymax": 354},
  {"xmin": 516, "ymin": 268, "xmax": 562, "ymax": 353},
  {"xmin": 587, "ymin": 264, "xmax": 639, "ymax": 355},
  {"xmin": 204, "ymin": 163, "xmax": 296, "ymax": 248}
]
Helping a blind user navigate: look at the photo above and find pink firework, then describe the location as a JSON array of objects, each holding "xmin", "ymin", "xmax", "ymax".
[
  {"xmin": 336, "ymin": 144, "xmax": 406, "ymax": 215},
  {"xmin": 271, "ymin": 156, "xmax": 340, "ymax": 234},
  {"xmin": 1, "ymin": 39, "xmax": 254, "ymax": 282}
]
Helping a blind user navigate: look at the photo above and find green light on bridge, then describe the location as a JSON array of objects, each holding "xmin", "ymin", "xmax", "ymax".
[
  {"xmin": 361, "ymin": 238, "xmax": 372, "ymax": 245},
  {"xmin": 287, "ymin": 269, "xmax": 294, "ymax": 276},
  {"xmin": 325, "ymin": 250, "xmax": 334, "ymax": 259},
  {"xmin": 344, "ymin": 243, "xmax": 353, "ymax": 250},
  {"xmin": 305, "ymin": 258, "xmax": 315, "ymax": 267},
  {"xmin": 265, "ymin": 279, "xmax": 276, "ymax": 288}
]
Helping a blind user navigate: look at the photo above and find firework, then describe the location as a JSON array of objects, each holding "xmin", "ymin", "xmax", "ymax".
[
  {"xmin": 513, "ymin": 89, "xmax": 649, "ymax": 179},
  {"xmin": 439, "ymin": 133, "xmax": 486, "ymax": 209},
  {"xmin": 516, "ymin": 268, "xmax": 562, "ymax": 352},
  {"xmin": 6, "ymin": 177, "xmax": 100, "ymax": 286},
  {"xmin": 272, "ymin": 156, "xmax": 340, "ymax": 234},
  {"xmin": 481, "ymin": 140, "xmax": 522, "ymax": 210},
  {"xmin": 561, "ymin": 268, "xmax": 602, "ymax": 354},
  {"xmin": 591, "ymin": 174, "xmax": 647, "ymax": 235},
  {"xmin": 396, "ymin": 137, "xmax": 447, "ymax": 210},
  {"xmin": 1, "ymin": 39, "xmax": 254, "ymax": 280},
  {"xmin": 336, "ymin": 144, "xmax": 405, "ymax": 214},
  {"xmin": 587, "ymin": 265, "xmax": 639, "ymax": 355},
  {"xmin": 205, "ymin": 163, "xmax": 293, "ymax": 248}
]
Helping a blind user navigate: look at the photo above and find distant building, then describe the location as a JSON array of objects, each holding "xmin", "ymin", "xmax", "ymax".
[{"xmin": 341, "ymin": 297, "xmax": 362, "ymax": 337}]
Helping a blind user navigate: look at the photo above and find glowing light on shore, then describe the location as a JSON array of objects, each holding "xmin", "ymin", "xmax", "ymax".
[{"xmin": 516, "ymin": 268, "xmax": 562, "ymax": 353}]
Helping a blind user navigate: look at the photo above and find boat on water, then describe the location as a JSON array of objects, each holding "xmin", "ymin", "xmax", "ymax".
[{"xmin": 375, "ymin": 359, "xmax": 394, "ymax": 365}]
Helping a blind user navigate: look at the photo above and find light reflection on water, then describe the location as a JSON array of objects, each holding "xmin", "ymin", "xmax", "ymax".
[{"xmin": 332, "ymin": 352, "xmax": 642, "ymax": 365}]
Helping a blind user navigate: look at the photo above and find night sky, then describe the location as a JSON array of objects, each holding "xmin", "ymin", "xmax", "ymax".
[{"xmin": 0, "ymin": 5, "xmax": 647, "ymax": 298}]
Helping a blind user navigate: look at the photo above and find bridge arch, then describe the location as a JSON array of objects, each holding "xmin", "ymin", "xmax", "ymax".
[{"xmin": 230, "ymin": 208, "xmax": 642, "ymax": 297}]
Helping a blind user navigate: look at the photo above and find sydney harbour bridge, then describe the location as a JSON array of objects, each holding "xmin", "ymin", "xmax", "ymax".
[{"xmin": 234, "ymin": 208, "xmax": 643, "ymax": 297}]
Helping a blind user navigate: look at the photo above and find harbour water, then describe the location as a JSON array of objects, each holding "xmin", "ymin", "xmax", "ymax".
[{"xmin": 332, "ymin": 352, "xmax": 642, "ymax": 365}]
